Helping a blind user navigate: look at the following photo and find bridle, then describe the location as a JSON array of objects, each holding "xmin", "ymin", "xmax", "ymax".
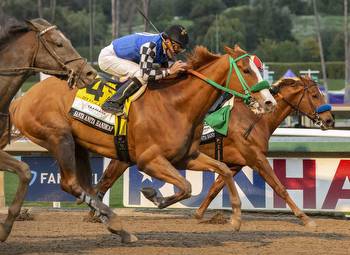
[
  {"xmin": 188, "ymin": 54, "xmax": 271, "ymax": 104},
  {"xmin": 273, "ymin": 79, "xmax": 332, "ymax": 126},
  {"xmin": 0, "ymin": 21, "xmax": 87, "ymax": 88},
  {"xmin": 243, "ymin": 78, "xmax": 332, "ymax": 139}
]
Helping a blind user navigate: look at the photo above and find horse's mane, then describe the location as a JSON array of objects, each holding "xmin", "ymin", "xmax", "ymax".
[
  {"xmin": 187, "ymin": 46, "xmax": 220, "ymax": 70},
  {"xmin": 272, "ymin": 77, "xmax": 301, "ymax": 88},
  {"xmin": 0, "ymin": 11, "xmax": 29, "ymax": 50},
  {"xmin": 150, "ymin": 46, "xmax": 221, "ymax": 88}
]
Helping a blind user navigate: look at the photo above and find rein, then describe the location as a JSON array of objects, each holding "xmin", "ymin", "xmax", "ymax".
[
  {"xmin": 0, "ymin": 24, "xmax": 87, "ymax": 88},
  {"xmin": 188, "ymin": 54, "xmax": 270, "ymax": 104},
  {"xmin": 276, "ymin": 83, "xmax": 332, "ymax": 124}
]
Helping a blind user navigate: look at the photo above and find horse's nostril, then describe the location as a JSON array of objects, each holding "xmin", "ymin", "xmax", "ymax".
[
  {"xmin": 326, "ymin": 118, "xmax": 335, "ymax": 127},
  {"xmin": 265, "ymin": 100, "xmax": 272, "ymax": 106},
  {"xmin": 86, "ymin": 71, "xmax": 96, "ymax": 78}
]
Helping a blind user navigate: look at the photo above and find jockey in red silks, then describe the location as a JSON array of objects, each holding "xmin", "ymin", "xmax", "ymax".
[{"xmin": 98, "ymin": 25, "xmax": 189, "ymax": 115}]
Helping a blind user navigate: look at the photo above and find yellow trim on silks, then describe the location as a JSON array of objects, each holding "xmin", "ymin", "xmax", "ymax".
[
  {"xmin": 74, "ymin": 77, "xmax": 141, "ymax": 137},
  {"xmin": 76, "ymin": 80, "xmax": 117, "ymax": 107},
  {"xmin": 114, "ymin": 96, "xmax": 133, "ymax": 136}
]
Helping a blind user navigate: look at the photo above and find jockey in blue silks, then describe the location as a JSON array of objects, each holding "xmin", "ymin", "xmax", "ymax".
[{"xmin": 98, "ymin": 25, "xmax": 189, "ymax": 115}]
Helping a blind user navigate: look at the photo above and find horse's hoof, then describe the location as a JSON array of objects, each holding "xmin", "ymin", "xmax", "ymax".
[
  {"xmin": 305, "ymin": 220, "xmax": 317, "ymax": 228},
  {"xmin": 157, "ymin": 201, "xmax": 167, "ymax": 209},
  {"xmin": 194, "ymin": 211, "xmax": 203, "ymax": 220},
  {"xmin": 76, "ymin": 198, "xmax": 84, "ymax": 205},
  {"xmin": 141, "ymin": 187, "xmax": 157, "ymax": 200},
  {"xmin": 230, "ymin": 218, "xmax": 241, "ymax": 231},
  {"xmin": 106, "ymin": 215, "xmax": 137, "ymax": 243},
  {"xmin": 0, "ymin": 223, "xmax": 10, "ymax": 242},
  {"xmin": 120, "ymin": 230, "xmax": 138, "ymax": 243},
  {"xmin": 83, "ymin": 211, "xmax": 102, "ymax": 223},
  {"xmin": 106, "ymin": 214, "xmax": 123, "ymax": 234}
]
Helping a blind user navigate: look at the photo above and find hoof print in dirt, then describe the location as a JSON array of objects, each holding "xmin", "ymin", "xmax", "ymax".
[
  {"xmin": 199, "ymin": 212, "xmax": 228, "ymax": 224},
  {"xmin": 16, "ymin": 209, "xmax": 34, "ymax": 221}
]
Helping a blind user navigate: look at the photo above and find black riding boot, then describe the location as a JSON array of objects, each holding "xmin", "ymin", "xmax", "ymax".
[{"xmin": 102, "ymin": 78, "xmax": 143, "ymax": 115}]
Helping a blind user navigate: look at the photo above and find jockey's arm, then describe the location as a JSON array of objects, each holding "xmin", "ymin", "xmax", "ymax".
[{"xmin": 139, "ymin": 42, "xmax": 169, "ymax": 82}]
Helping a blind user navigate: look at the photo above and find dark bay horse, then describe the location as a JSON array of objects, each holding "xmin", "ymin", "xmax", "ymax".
[
  {"xmin": 0, "ymin": 17, "xmax": 96, "ymax": 241},
  {"xmin": 8, "ymin": 45, "xmax": 276, "ymax": 242},
  {"xmin": 93, "ymin": 76, "xmax": 334, "ymax": 227}
]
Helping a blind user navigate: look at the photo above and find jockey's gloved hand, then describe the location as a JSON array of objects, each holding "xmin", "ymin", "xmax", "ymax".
[{"xmin": 168, "ymin": 60, "xmax": 187, "ymax": 75}]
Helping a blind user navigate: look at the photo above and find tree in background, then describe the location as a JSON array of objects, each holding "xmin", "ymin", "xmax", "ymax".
[
  {"xmin": 323, "ymin": 29, "xmax": 344, "ymax": 60},
  {"xmin": 313, "ymin": 0, "xmax": 328, "ymax": 94},
  {"xmin": 111, "ymin": 0, "xmax": 120, "ymax": 38},
  {"xmin": 255, "ymin": 0, "xmax": 294, "ymax": 43},
  {"xmin": 0, "ymin": 0, "xmax": 348, "ymax": 66},
  {"xmin": 344, "ymin": 0, "xmax": 350, "ymax": 102},
  {"xmin": 255, "ymin": 39, "xmax": 300, "ymax": 62},
  {"xmin": 299, "ymin": 37, "xmax": 321, "ymax": 62},
  {"xmin": 318, "ymin": 0, "xmax": 343, "ymax": 15},
  {"xmin": 142, "ymin": 0, "xmax": 151, "ymax": 31},
  {"xmin": 37, "ymin": 0, "xmax": 43, "ymax": 18},
  {"xmin": 203, "ymin": 15, "xmax": 245, "ymax": 53},
  {"xmin": 224, "ymin": 6, "xmax": 259, "ymax": 50},
  {"xmin": 50, "ymin": 0, "xmax": 56, "ymax": 22},
  {"xmin": 277, "ymin": 0, "xmax": 312, "ymax": 15},
  {"xmin": 189, "ymin": 0, "xmax": 226, "ymax": 19}
]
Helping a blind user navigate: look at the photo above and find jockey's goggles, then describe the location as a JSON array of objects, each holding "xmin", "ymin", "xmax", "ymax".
[{"xmin": 171, "ymin": 41, "xmax": 186, "ymax": 54}]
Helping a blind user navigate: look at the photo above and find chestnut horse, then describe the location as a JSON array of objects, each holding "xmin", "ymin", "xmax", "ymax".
[
  {"xmin": 8, "ymin": 45, "xmax": 276, "ymax": 242},
  {"xmin": 93, "ymin": 76, "xmax": 334, "ymax": 227},
  {"xmin": 0, "ymin": 17, "xmax": 96, "ymax": 241}
]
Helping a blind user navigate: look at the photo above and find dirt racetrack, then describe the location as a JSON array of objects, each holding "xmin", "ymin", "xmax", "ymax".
[{"xmin": 0, "ymin": 208, "xmax": 349, "ymax": 255}]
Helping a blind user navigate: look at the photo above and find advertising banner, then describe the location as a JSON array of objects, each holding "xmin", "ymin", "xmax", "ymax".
[
  {"xmin": 23, "ymin": 156, "xmax": 106, "ymax": 202},
  {"xmin": 123, "ymin": 158, "xmax": 350, "ymax": 212}
]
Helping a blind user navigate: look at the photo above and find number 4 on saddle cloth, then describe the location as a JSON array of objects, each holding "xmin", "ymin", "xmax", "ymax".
[{"xmin": 69, "ymin": 76, "xmax": 145, "ymax": 162}]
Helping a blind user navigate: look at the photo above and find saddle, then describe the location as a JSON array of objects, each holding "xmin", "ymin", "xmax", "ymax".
[{"xmin": 69, "ymin": 75, "xmax": 145, "ymax": 162}]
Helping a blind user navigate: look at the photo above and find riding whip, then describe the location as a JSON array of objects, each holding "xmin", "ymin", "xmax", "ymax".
[{"xmin": 136, "ymin": 6, "xmax": 160, "ymax": 33}]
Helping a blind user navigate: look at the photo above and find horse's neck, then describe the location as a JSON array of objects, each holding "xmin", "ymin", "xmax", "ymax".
[
  {"xmin": 0, "ymin": 32, "xmax": 34, "ymax": 112},
  {"xmin": 264, "ymin": 93, "xmax": 293, "ymax": 134},
  {"xmin": 159, "ymin": 56, "xmax": 229, "ymax": 125}
]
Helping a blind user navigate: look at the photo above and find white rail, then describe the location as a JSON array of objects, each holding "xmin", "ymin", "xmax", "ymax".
[{"xmin": 273, "ymin": 128, "xmax": 350, "ymax": 138}]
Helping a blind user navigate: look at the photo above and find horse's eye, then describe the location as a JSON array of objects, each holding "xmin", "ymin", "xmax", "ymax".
[
  {"xmin": 54, "ymin": 39, "xmax": 63, "ymax": 47},
  {"xmin": 243, "ymin": 68, "xmax": 251, "ymax": 74},
  {"xmin": 56, "ymin": 42, "xmax": 63, "ymax": 47},
  {"xmin": 312, "ymin": 93, "xmax": 318, "ymax": 98}
]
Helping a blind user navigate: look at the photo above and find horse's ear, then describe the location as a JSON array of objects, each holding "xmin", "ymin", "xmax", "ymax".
[
  {"xmin": 282, "ymin": 78, "xmax": 299, "ymax": 86},
  {"xmin": 25, "ymin": 18, "xmax": 51, "ymax": 32},
  {"xmin": 234, "ymin": 44, "xmax": 243, "ymax": 52},
  {"xmin": 25, "ymin": 20, "xmax": 37, "ymax": 31},
  {"xmin": 224, "ymin": 46, "xmax": 234, "ymax": 54},
  {"xmin": 300, "ymin": 75, "xmax": 312, "ymax": 81}
]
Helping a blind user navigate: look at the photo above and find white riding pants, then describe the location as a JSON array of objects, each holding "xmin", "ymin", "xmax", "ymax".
[{"xmin": 98, "ymin": 44, "xmax": 145, "ymax": 84}]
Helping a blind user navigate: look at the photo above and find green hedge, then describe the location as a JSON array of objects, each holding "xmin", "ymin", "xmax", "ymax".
[{"xmin": 267, "ymin": 61, "xmax": 345, "ymax": 80}]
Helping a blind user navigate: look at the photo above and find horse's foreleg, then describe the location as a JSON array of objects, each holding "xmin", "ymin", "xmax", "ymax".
[
  {"xmin": 194, "ymin": 175, "xmax": 225, "ymax": 219},
  {"xmin": 195, "ymin": 166, "xmax": 242, "ymax": 219},
  {"xmin": 0, "ymin": 150, "xmax": 31, "ymax": 242},
  {"xmin": 254, "ymin": 156, "xmax": 316, "ymax": 228},
  {"xmin": 91, "ymin": 159, "xmax": 128, "ymax": 222},
  {"xmin": 50, "ymin": 134, "xmax": 137, "ymax": 243},
  {"xmin": 138, "ymin": 154, "xmax": 192, "ymax": 209},
  {"xmin": 74, "ymin": 143, "xmax": 93, "ymax": 193},
  {"xmin": 185, "ymin": 152, "xmax": 241, "ymax": 231}
]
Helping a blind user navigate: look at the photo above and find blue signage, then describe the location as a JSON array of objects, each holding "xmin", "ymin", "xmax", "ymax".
[
  {"xmin": 126, "ymin": 166, "xmax": 266, "ymax": 208},
  {"xmin": 23, "ymin": 156, "xmax": 104, "ymax": 201}
]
